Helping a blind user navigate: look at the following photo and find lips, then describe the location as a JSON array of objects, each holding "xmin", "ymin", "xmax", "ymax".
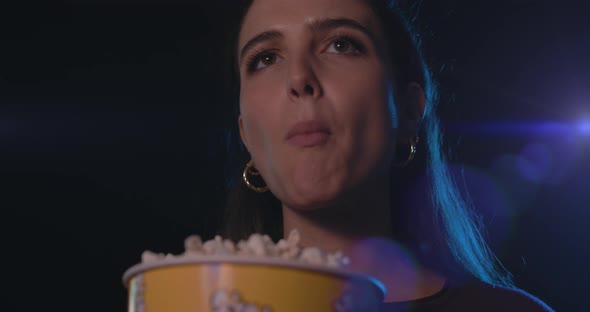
[{"xmin": 286, "ymin": 120, "xmax": 331, "ymax": 147}]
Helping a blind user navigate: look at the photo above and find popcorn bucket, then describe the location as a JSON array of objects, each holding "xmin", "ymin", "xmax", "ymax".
[{"xmin": 122, "ymin": 256, "xmax": 386, "ymax": 312}]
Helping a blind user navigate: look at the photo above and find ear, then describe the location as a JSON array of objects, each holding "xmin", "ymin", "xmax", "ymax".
[
  {"xmin": 238, "ymin": 115, "xmax": 249, "ymax": 151},
  {"xmin": 397, "ymin": 82, "xmax": 426, "ymax": 143},
  {"xmin": 406, "ymin": 82, "xmax": 426, "ymax": 119}
]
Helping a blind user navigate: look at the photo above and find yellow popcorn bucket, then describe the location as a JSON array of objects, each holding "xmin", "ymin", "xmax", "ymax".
[{"xmin": 123, "ymin": 256, "xmax": 386, "ymax": 312}]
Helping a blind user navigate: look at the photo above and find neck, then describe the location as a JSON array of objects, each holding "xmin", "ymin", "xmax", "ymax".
[
  {"xmin": 282, "ymin": 174, "xmax": 392, "ymax": 252},
  {"xmin": 281, "ymin": 175, "xmax": 446, "ymax": 302}
]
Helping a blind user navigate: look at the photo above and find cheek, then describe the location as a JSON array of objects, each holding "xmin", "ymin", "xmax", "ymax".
[
  {"xmin": 335, "ymin": 68, "xmax": 395, "ymax": 133},
  {"xmin": 239, "ymin": 78, "xmax": 283, "ymax": 159},
  {"xmin": 337, "ymin": 72, "xmax": 397, "ymax": 169},
  {"xmin": 327, "ymin": 59, "xmax": 395, "ymax": 124}
]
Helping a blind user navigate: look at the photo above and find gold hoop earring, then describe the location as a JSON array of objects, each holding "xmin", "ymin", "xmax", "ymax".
[
  {"xmin": 242, "ymin": 160, "xmax": 269, "ymax": 193},
  {"xmin": 395, "ymin": 136, "xmax": 419, "ymax": 168}
]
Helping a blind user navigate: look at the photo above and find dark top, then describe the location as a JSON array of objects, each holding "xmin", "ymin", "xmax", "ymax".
[{"xmin": 379, "ymin": 279, "xmax": 554, "ymax": 312}]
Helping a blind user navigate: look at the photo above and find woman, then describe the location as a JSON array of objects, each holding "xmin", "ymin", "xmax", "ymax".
[{"xmin": 221, "ymin": 0, "xmax": 553, "ymax": 310}]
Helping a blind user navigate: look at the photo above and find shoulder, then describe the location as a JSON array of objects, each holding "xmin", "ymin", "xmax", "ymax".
[{"xmin": 443, "ymin": 280, "xmax": 554, "ymax": 311}]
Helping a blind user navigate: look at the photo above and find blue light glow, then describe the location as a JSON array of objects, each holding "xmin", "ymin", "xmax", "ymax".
[
  {"xmin": 577, "ymin": 121, "xmax": 590, "ymax": 135},
  {"xmin": 448, "ymin": 120, "xmax": 590, "ymax": 137}
]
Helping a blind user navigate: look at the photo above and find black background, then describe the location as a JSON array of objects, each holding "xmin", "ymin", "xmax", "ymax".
[{"xmin": 1, "ymin": 0, "xmax": 589, "ymax": 311}]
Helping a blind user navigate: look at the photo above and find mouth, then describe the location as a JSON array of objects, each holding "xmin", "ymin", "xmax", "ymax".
[{"xmin": 286, "ymin": 120, "xmax": 331, "ymax": 147}]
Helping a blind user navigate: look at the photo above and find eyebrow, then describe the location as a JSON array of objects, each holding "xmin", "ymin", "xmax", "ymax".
[{"xmin": 239, "ymin": 17, "xmax": 375, "ymax": 65}]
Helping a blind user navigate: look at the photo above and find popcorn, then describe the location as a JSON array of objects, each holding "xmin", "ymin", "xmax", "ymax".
[
  {"xmin": 223, "ymin": 239, "xmax": 236, "ymax": 253},
  {"xmin": 246, "ymin": 234, "xmax": 267, "ymax": 256},
  {"xmin": 141, "ymin": 251, "xmax": 165, "ymax": 263},
  {"xmin": 184, "ymin": 235, "xmax": 203, "ymax": 253},
  {"xmin": 141, "ymin": 229, "xmax": 350, "ymax": 269},
  {"xmin": 300, "ymin": 247, "xmax": 324, "ymax": 265},
  {"xmin": 287, "ymin": 228, "xmax": 300, "ymax": 246},
  {"xmin": 327, "ymin": 251, "xmax": 350, "ymax": 267}
]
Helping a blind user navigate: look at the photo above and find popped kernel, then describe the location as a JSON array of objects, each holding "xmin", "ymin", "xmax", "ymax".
[
  {"xmin": 184, "ymin": 235, "xmax": 203, "ymax": 252},
  {"xmin": 140, "ymin": 229, "xmax": 350, "ymax": 269},
  {"xmin": 141, "ymin": 251, "xmax": 164, "ymax": 263},
  {"xmin": 300, "ymin": 247, "xmax": 324, "ymax": 265}
]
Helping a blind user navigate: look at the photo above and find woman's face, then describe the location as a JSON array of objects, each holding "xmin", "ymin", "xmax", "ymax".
[{"xmin": 238, "ymin": 0, "xmax": 399, "ymax": 210}]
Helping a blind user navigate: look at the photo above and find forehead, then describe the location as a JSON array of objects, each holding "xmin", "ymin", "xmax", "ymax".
[{"xmin": 239, "ymin": 0, "xmax": 379, "ymax": 47}]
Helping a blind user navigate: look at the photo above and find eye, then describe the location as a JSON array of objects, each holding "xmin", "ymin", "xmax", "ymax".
[
  {"xmin": 246, "ymin": 50, "xmax": 279, "ymax": 73},
  {"xmin": 325, "ymin": 35, "xmax": 365, "ymax": 55}
]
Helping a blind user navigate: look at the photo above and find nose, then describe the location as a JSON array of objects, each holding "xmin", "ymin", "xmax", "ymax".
[{"xmin": 287, "ymin": 56, "xmax": 322, "ymax": 100}]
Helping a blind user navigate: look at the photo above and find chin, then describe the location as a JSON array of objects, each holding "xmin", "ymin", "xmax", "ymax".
[
  {"xmin": 285, "ymin": 181, "xmax": 347, "ymax": 212},
  {"xmin": 288, "ymin": 198, "xmax": 332, "ymax": 212}
]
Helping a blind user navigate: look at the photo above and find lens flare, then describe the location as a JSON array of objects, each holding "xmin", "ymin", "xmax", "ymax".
[{"xmin": 577, "ymin": 121, "xmax": 590, "ymax": 135}]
